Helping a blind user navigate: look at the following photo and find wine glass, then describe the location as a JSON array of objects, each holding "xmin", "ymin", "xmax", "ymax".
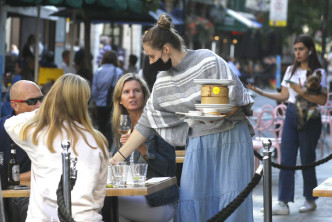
[{"xmin": 118, "ymin": 115, "xmax": 134, "ymax": 163}]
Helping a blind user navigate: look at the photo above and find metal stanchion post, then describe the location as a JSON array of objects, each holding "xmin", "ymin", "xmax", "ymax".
[
  {"xmin": 61, "ymin": 140, "xmax": 72, "ymax": 216},
  {"xmin": 262, "ymin": 139, "xmax": 272, "ymax": 222}
]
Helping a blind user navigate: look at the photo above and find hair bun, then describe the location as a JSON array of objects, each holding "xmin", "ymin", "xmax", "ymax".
[{"xmin": 157, "ymin": 14, "xmax": 173, "ymax": 30}]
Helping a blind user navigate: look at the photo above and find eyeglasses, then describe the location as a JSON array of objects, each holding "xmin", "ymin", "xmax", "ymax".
[{"xmin": 11, "ymin": 96, "xmax": 44, "ymax": 106}]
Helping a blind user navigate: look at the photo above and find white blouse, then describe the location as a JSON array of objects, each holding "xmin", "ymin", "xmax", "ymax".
[
  {"xmin": 5, "ymin": 110, "xmax": 108, "ymax": 222},
  {"xmin": 281, "ymin": 66, "xmax": 327, "ymax": 103}
]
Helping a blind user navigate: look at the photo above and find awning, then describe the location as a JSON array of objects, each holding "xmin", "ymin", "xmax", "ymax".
[
  {"xmin": 216, "ymin": 9, "xmax": 262, "ymax": 32},
  {"xmin": 51, "ymin": 8, "xmax": 156, "ymax": 25},
  {"xmin": 4, "ymin": 5, "xmax": 59, "ymax": 20},
  {"xmin": 5, "ymin": 0, "xmax": 159, "ymax": 14},
  {"xmin": 189, "ymin": 0, "xmax": 215, "ymax": 5},
  {"xmin": 149, "ymin": 9, "xmax": 184, "ymax": 25}
]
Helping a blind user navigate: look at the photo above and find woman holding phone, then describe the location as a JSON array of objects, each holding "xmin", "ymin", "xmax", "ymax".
[{"xmin": 247, "ymin": 34, "xmax": 327, "ymax": 215}]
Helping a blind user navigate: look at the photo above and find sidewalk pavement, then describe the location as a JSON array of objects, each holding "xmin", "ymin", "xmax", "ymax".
[{"xmin": 250, "ymin": 88, "xmax": 332, "ymax": 222}]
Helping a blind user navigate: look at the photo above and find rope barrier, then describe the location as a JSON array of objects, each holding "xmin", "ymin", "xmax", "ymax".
[
  {"xmin": 56, "ymin": 176, "xmax": 77, "ymax": 222},
  {"xmin": 254, "ymin": 150, "xmax": 332, "ymax": 170},
  {"xmin": 207, "ymin": 167, "xmax": 263, "ymax": 222}
]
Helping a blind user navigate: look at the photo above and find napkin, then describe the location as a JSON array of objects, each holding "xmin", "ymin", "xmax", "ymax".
[{"xmin": 145, "ymin": 177, "xmax": 170, "ymax": 184}]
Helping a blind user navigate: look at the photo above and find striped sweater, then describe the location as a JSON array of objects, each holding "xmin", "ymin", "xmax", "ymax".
[{"xmin": 135, "ymin": 49, "xmax": 254, "ymax": 146}]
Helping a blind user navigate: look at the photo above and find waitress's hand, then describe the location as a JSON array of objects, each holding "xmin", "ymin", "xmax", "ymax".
[
  {"xmin": 225, "ymin": 106, "xmax": 239, "ymax": 117},
  {"xmin": 246, "ymin": 83, "xmax": 263, "ymax": 95},
  {"xmin": 120, "ymin": 133, "xmax": 131, "ymax": 145}
]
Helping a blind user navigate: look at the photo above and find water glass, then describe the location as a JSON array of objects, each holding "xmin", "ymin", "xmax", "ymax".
[
  {"xmin": 130, "ymin": 163, "xmax": 148, "ymax": 186},
  {"xmin": 111, "ymin": 163, "xmax": 129, "ymax": 188},
  {"xmin": 106, "ymin": 165, "xmax": 113, "ymax": 187}
]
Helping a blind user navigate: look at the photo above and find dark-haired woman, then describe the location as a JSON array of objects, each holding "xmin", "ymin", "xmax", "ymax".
[
  {"xmin": 111, "ymin": 14, "xmax": 255, "ymax": 222},
  {"xmin": 248, "ymin": 34, "xmax": 327, "ymax": 215}
]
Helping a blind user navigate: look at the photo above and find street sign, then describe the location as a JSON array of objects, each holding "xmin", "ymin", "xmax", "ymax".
[{"xmin": 269, "ymin": 0, "xmax": 288, "ymax": 27}]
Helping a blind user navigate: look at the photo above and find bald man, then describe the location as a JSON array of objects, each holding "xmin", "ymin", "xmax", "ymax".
[{"xmin": 0, "ymin": 80, "xmax": 43, "ymax": 222}]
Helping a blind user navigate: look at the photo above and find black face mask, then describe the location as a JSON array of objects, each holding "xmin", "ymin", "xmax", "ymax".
[{"xmin": 150, "ymin": 57, "xmax": 172, "ymax": 71}]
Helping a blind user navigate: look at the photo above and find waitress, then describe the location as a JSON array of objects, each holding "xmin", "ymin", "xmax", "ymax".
[{"xmin": 111, "ymin": 14, "xmax": 255, "ymax": 222}]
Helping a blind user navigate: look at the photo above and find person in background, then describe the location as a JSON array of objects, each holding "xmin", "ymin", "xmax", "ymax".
[
  {"xmin": 21, "ymin": 35, "xmax": 35, "ymax": 62},
  {"xmin": 20, "ymin": 57, "xmax": 34, "ymax": 81},
  {"xmin": 138, "ymin": 55, "xmax": 158, "ymax": 92},
  {"xmin": 125, "ymin": 54, "xmax": 138, "ymax": 74},
  {"xmin": 247, "ymin": 34, "xmax": 327, "ymax": 215},
  {"xmin": 9, "ymin": 44, "xmax": 19, "ymax": 57},
  {"xmin": 118, "ymin": 55, "xmax": 125, "ymax": 71},
  {"xmin": 1, "ymin": 61, "xmax": 23, "ymax": 117},
  {"xmin": 59, "ymin": 50, "xmax": 75, "ymax": 74},
  {"xmin": 96, "ymin": 35, "xmax": 112, "ymax": 66},
  {"xmin": 40, "ymin": 51, "xmax": 57, "ymax": 68},
  {"xmin": 74, "ymin": 48, "xmax": 93, "ymax": 83},
  {"xmin": 92, "ymin": 50, "xmax": 123, "ymax": 146},
  {"xmin": 227, "ymin": 56, "xmax": 241, "ymax": 77},
  {"xmin": 111, "ymin": 73, "xmax": 179, "ymax": 222},
  {"xmin": 0, "ymin": 80, "xmax": 43, "ymax": 222},
  {"xmin": 111, "ymin": 14, "xmax": 254, "ymax": 222},
  {"xmin": 4, "ymin": 74, "xmax": 109, "ymax": 221}
]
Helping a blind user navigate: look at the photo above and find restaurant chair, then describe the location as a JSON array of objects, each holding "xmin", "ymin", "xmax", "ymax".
[
  {"xmin": 252, "ymin": 104, "xmax": 282, "ymax": 170},
  {"xmin": 319, "ymin": 102, "xmax": 332, "ymax": 155}
]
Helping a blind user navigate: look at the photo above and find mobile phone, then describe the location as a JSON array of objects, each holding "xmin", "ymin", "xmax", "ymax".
[
  {"xmin": 13, "ymin": 185, "xmax": 29, "ymax": 190},
  {"xmin": 285, "ymin": 80, "xmax": 297, "ymax": 84}
]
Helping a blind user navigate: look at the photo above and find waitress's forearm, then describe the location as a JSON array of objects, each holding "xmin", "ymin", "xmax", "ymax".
[{"xmin": 113, "ymin": 129, "xmax": 147, "ymax": 161}]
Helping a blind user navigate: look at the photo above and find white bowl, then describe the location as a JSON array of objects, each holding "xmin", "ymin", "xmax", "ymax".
[
  {"xmin": 202, "ymin": 108, "xmax": 218, "ymax": 113},
  {"xmin": 188, "ymin": 110, "xmax": 203, "ymax": 116}
]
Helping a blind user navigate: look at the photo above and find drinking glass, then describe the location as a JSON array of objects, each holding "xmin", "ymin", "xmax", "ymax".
[
  {"xmin": 118, "ymin": 115, "xmax": 134, "ymax": 164},
  {"xmin": 130, "ymin": 163, "xmax": 148, "ymax": 186},
  {"xmin": 111, "ymin": 162, "xmax": 129, "ymax": 188},
  {"xmin": 106, "ymin": 165, "xmax": 113, "ymax": 187}
]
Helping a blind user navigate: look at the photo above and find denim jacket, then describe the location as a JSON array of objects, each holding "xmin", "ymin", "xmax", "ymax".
[{"xmin": 112, "ymin": 133, "xmax": 179, "ymax": 207}]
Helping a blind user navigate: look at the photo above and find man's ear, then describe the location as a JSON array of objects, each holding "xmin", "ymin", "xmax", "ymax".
[{"xmin": 10, "ymin": 101, "xmax": 18, "ymax": 113}]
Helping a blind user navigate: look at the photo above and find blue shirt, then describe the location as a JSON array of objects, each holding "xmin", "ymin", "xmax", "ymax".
[
  {"xmin": 0, "ymin": 115, "xmax": 31, "ymax": 189},
  {"xmin": 228, "ymin": 61, "xmax": 241, "ymax": 77},
  {"xmin": 92, "ymin": 64, "xmax": 123, "ymax": 107},
  {"xmin": 96, "ymin": 44, "xmax": 112, "ymax": 66}
]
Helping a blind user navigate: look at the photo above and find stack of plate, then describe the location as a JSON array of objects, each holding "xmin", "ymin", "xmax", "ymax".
[{"xmin": 194, "ymin": 104, "xmax": 235, "ymax": 114}]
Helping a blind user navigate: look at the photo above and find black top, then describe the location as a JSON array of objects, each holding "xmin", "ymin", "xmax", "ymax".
[{"xmin": 0, "ymin": 115, "xmax": 31, "ymax": 189}]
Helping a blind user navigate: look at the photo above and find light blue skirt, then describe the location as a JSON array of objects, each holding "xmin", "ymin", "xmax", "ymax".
[{"xmin": 175, "ymin": 120, "xmax": 254, "ymax": 222}]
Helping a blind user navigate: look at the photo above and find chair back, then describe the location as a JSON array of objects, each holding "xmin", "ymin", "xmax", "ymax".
[
  {"xmin": 254, "ymin": 104, "xmax": 282, "ymax": 140},
  {"xmin": 273, "ymin": 103, "xmax": 287, "ymax": 136}
]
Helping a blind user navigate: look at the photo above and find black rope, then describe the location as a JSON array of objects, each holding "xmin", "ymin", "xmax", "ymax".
[
  {"xmin": 207, "ymin": 172, "xmax": 263, "ymax": 222},
  {"xmin": 254, "ymin": 150, "xmax": 332, "ymax": 170},
  {"xmin": 56, "ymin": 176, "xmax": 77, "ymax": 222}
]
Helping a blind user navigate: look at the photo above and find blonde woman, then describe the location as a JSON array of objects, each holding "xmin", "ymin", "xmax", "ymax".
[
  {"xmin": 5, "ymin": 74, "xmax": 109, "ymax": 222},
  {"xmin": 111, "ymin": 73, "xmax": 179, "ymax": 222}
]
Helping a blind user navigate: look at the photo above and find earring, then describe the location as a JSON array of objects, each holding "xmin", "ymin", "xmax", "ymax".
[{"xmin": 309, "ymin": 51, "xmax": 312, "ymax": 55}]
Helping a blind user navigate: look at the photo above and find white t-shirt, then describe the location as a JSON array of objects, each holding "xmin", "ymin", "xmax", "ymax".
[
  {"xmin": 281, "ymin": 66, "xmax": 327, "ymax": 103},
  {"xmin": 4, "ymin": 110, "xmax": 108, "ymax": 222}
]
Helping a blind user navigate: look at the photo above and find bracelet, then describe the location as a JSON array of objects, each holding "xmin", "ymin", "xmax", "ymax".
[{"xmin": 118, "ymin": 150, "xmax": 126, "ymax": 160}]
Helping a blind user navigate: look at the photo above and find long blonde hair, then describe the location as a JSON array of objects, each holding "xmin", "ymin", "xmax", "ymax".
[
  {"xmin": 112, "ymin": 73, "xmax": 150, "ymax": 147},
  {"xmin": 19, "ymin": 74, "xmax": 108, "ymax": 158}
]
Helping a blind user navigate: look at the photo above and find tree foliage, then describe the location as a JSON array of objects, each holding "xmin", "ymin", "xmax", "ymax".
[{"xmin": 257, "ymin": 0, "xmax": 332, "ymax": 51}]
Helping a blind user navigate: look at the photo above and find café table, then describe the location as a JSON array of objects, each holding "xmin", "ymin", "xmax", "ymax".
[
  {"xmin": 313, "ymin": 177, "xmax": 332, "ymax": 197},
  {"xmin": 2, "ymin": 177, "xmax": 177, "ymax": 222}
]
